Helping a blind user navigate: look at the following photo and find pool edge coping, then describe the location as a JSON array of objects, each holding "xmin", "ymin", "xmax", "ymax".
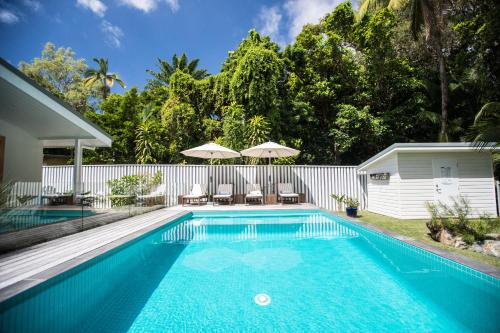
[
  {"xmin": 322, "ymin": 209, "xmax": 500, "ymax": 279},
  {"xmin": 0, "ymin": 210, "xmax": 191, "ymax": 303}
]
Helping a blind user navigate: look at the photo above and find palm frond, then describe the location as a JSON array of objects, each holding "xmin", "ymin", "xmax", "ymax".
[
  {"xmin": 466, "ymin": 102, "xmax": 500, "ymax": 150},
  {"xmin": 187, "ymin": 59, "xmax": 199, "ymax": 73},
  {"xmin": 114, "ymin": 77, "xmax": 126, "ymax": 88},
  {"xmin": 178, "ymin": 53, "xmax": 187, "ymax": 70}
]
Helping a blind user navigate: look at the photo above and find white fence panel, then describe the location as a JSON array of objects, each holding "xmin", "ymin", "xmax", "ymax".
[{"xmin": 42, "ymin": 165, "xmax": 368, "ymax": 210}]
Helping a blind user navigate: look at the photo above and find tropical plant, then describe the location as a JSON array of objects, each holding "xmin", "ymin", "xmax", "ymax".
[
  {"xmin": 425, "ymin": 198, "xmax": 499, "ymax": 244},
  {"xmin": 135, "ymin": 120, "xmax": 166, "ymax": 164},
  {"xmin": 246, "ymin": 115, "xmax": 270, "ymax": 146},
  {"xmin": 467, "ymin": 102, "xmax": 500, "ymax": 149},
  {"xmin": 331, "ymin": 194, "xmax": 359, "ymax": 210},
  {"xmin": 84, "ymin": 58, "xmax": 125, "ymax": 100},
  {"xmin": 146, "ymin": 53, "xmax": 209, "ymax": 85},
  {"xmin": 0, "ymin": 182, "xmax": 12, "ymax": 209},
  {"xmin": 358, "ymin": 0, "xmax": 452, "ymax": 141},
  {"xmin": 107, "ymin": 172, "xmax": 162, "ymax": 206}
]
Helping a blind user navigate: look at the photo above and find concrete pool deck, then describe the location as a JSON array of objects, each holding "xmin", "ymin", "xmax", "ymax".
[{"xmin": 0, "ymin": 204, "xmax": 498, "ymax": 303}]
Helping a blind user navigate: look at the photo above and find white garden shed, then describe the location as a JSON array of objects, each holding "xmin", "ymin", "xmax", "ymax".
[{"xmin": 358, "ymin": 143, "xmax": 498, "ymax": 219}]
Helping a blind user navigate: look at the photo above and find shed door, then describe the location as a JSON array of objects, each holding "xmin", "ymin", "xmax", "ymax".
[{"xmin": 432, "ymin": 158, "xmax": 459, "ymax": 205}]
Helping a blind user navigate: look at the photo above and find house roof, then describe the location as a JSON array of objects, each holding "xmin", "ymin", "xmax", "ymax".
[
  {"xmin": 357, "ymin": 142, "xmax": 497, "ymax": 171},
  {"xmin": 0, "ymin": 57, "xmax": 112, "ymax": 148}
]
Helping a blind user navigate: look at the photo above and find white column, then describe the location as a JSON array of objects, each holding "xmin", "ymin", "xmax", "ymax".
[{"xmin": 73, "ymin": 139, "xmax": 82, "ymax": 201}]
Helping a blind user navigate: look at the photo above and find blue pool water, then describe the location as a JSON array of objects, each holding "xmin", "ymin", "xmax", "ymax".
[
  {"xmin": 0, "ymin": 210, "xmax": 498, "ymax": 332},
  {"xmin": 0, "ymin": 209, "xmax": 96, "ymax": 233}
]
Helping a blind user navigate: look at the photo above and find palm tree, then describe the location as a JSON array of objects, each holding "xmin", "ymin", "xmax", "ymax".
[
  {"xmin": 467, "ymin": 102, "xmax": 500, "ymax": 149},
  {"xmin": 84, "ymin": 58, "xmax": 125, "ymax": 100},
  {"xmin": 358, "ymin": 0, "xmax": 451, "ymax": 141},
  {"xmin": 146, "ymin": 53, "xmax": 209, "ymax": 85}
]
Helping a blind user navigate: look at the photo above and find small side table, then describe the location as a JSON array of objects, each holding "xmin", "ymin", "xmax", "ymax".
[
  {"xmin": 234, "ymin": 194, "xmax": 245, "ymax": 204},
  {"xmin": 265, "ymin": 194, "xmax": 277, "ymax": 205},
  {"xmin": 299, "ymin": 193, "xmax": 306, "ymax": 203}
]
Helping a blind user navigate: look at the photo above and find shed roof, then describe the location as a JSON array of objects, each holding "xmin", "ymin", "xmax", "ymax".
[
  {"xmin": 0, "ymin": 57, "xmax": 112, "ymax": 148},
  {"xmin": 358, "ymin": 142, "xmax": 497, "ymax": 171}
]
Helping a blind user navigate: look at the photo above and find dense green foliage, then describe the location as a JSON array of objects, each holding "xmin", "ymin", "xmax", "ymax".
[{"xmin": 20, "ymin": 0, "xmax": 500, "ymax": 166}]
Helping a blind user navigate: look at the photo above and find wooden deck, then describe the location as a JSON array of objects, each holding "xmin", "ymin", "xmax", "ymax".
[
  {"xmin": 0, "ymin": 205, "xmax": 164, "ymax": 253},
  {"xmin": 0, "ymin": 208, "xmax": 188, "ymax": 302}
]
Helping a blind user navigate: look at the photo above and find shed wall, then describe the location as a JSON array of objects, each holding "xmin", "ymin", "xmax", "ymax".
[
  {"xmin": 397, "ymin": 152, "xmax": 497, "ymax": 218},
  {"xmin": 366, "ymin": 154, "xmax": 401, "ymax": 218}
]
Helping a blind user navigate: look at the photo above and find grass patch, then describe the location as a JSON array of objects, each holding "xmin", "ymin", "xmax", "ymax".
[{"xmin": 339, "ymin": 211, "xmax": 500, "ymax": 268}]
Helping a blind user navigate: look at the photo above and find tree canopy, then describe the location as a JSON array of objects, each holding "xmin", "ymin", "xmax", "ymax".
[{"xmin": 20, "ymin": 0, "xmax": 500, "ymax": 167}]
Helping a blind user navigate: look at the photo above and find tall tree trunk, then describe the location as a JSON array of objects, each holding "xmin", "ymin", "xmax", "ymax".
[{"xmin": 438, "ymin": 50, "xmax": 449, "ymax": 142}]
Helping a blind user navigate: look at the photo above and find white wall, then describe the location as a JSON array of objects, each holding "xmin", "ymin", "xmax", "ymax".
[
  {"xmin": 397, "ymin": 152, "xmax": 497, "ymax": 219},
  {"xmin": 366, "ymin": 154, "xmax": 401, "ymax": 218},
  {"xmin": 0, "ymin": 119, "xmax": 43, "ymax": 182}
]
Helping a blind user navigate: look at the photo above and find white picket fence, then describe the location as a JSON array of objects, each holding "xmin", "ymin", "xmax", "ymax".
[{"xmin": 42, "ymin": 164, "xmax": 368, "ymax": 210}]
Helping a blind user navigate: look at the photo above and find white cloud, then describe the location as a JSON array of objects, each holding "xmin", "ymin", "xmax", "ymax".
[
  {"xmin": 284, "ymin": 0, "xmax": 342, "ymax": 40},
  {"xmin": 76, "ymin": 0, "xmax": 107, "ymax": 17},
  {"xmin": 118, "ymin": 0, "xmax": 179, "ymax": 13},
  {"xmin": 23, "ymin": 0, "xmax": 42, "ymax": 12},
  {"xmin": 0, "ymin": 9, "xmax": 19, "ymax": 24},
  {"xmin": 165, "ymin": 0, "xmax": 179, "ymax": 12},
  {"xmin": 101, "ymin": 20, "xmax": 124, "ymax": 47},
  {"xmin": 255, "ymin": 0, "xmax": 342, "ymax": 46},
  {"xmin": 256, "ymin": 6, "xmax": 284, "ymax": 45}
]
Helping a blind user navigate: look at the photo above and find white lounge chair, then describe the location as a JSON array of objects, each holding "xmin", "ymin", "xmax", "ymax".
[
  {"xmin": 245, "ymin": 184, "xmax": 263, "ymax": 205},
  {"xmin": 213, "ymin": 184, "xmax": 233, "ymax": 205},
  {"xmin": 277, "ymin": 183, "xmax": 299, "ymax": 204},
  {"xmin": 182, "ymin": 184, "xmax": 208, "ymax": 206}
]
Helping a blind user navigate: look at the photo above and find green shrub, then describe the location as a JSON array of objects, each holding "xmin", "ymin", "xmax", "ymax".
[
  {"xmin": 425, "ymin": 197, "xmax": 499, "ymax": 244},
  {"xmin": 107, "ymin": 171, "xmax": 162, "ymax": 207},
  {"xmin": 468, "ymin": 218, "xmax": 499, "ymax": 241}
]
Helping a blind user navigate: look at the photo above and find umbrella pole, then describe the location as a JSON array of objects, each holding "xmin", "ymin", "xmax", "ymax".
[
  {"xmin": 268, "ymin": 156, "xmax": 271, "ymax": 201},
  {"xmin": 209, "ymin": 154, "xmax": 213, "ymax": 203}
]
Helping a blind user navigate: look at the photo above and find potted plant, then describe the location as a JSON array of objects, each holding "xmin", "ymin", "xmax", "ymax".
[
  {"xmin": 345, "ymin": 197, "xmax": 359, "ymax": 217},
  {"xmin": 331, "ymin": 194, "xmax": 359, "ymax": 217}
]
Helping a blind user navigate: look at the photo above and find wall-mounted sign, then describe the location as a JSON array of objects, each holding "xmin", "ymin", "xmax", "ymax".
[{"xmin": 370, "ymin": 173, "xmax": 390, "ymax": 180}]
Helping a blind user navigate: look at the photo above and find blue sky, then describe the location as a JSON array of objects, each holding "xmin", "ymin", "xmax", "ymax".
[{"xmin": 0, "ymin": 0, "xmax": 351, "ymax": 90}]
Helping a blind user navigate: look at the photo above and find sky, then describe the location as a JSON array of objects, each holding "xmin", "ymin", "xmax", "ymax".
[{"xmin": 0, "ymin": 0, "xmax": 353, "ymax": 90}]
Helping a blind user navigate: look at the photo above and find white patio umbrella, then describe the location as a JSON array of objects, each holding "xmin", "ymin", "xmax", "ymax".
[
  {"xmin": 240, "ymin": 141, "xmax": 300, "ymax": 200},
  {"xmin": 181, "ymin": 142, "xmax": 240, "ymax": 196},
  {"xmin": 181, "ymin": 142, "xmax": 241, "ymax": 160},
  {"xmin": 240, "ymin": 141, "xmax": 300, "ymax": 164}
]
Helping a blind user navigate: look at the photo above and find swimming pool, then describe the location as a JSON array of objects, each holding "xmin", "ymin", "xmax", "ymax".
[
  {"xmin": 0, "ymin": 209, "xmax": 97, "ymax": 233},
  {"xmin": 0, "ymin": 209, "xmax": 498, "ymax": 332}
]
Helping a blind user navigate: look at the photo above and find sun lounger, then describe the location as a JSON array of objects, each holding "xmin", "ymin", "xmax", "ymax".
[
  {"xmin": 277, "ymin": 183, "xmax": 299, "ymax": 204},
  {"xmin": 245, "ymin": 184, "xmax": 263, "ymax": 204},
  {"xmin": 41, "ymin": 186, "xmax": 73, "ymax": 205},
  {"xmin": 213, "ymin": 184, "xmax": 233, "ymax": 205},
  {"xmin": 182, "ymin": 184, "xmax": 208, "ymax": 206}
]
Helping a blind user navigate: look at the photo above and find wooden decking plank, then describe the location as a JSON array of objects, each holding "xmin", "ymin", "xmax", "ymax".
[
  {"xmin": 0, "ymin": 209, "xmax": 169, "ymax": 265},
  {"xmin": 0, "ymin": 209, "xmax": 186, "ymax": 291},
  {"xmin": 0, "ymin": 211, "xmax": 174, "ymax": 275}
]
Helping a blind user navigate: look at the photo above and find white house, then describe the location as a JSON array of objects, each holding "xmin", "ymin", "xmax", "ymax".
[
  {"xmin": 0, "ymin": 58, "xmax": 112, "ymax": 194},
  {"xmin": 358, "ymin": 143, "xmax": 498, "ymax": 219}
]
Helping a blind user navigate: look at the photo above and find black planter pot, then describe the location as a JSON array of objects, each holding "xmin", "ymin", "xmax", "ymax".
[{"xmin": 346, "ymin": 207, "xmax": 357, "ymax": 217}]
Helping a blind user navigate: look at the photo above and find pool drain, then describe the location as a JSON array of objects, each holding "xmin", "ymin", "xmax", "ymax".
[{"xmin": 254, "ymin": 293, "xmax": 271, "ymax": 306}]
